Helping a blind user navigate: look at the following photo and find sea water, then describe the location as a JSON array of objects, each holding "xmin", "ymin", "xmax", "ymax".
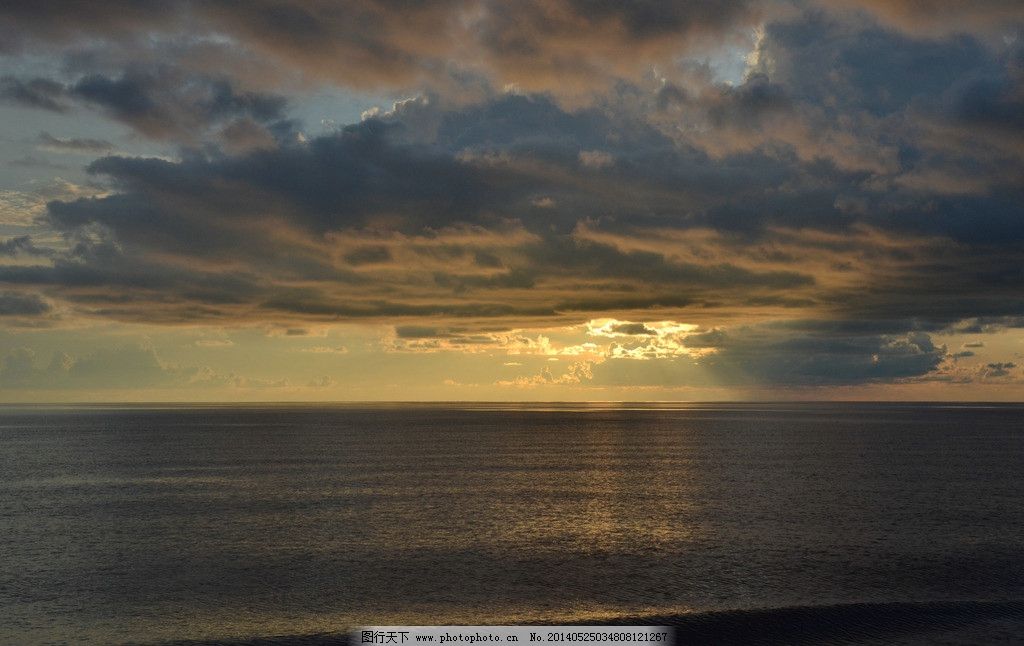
[{"xmin": 2, "ymin": 403, "xmax": 1023, "ymax": 644}]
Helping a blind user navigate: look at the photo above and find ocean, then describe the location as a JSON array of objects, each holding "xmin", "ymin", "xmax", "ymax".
[{"xmin": 1, "ymin": 403, "xmax": 1023, "ymax": 645}]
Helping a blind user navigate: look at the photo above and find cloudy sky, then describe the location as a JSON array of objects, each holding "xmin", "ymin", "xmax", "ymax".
[{"xmin": 1, "ymin": 1, "xmax": 1023, "ymax": 401}]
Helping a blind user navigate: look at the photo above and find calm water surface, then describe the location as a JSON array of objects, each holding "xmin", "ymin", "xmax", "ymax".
[{"xmin": 1, "ymin": 403, "xmax": 1023, "ymax": 644}]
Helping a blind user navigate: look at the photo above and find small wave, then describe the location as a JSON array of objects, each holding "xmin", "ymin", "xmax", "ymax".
[
  {"xmin": 148, "ymin": 600, "xmax": 1024, "ymax": 646},
  {"xmin": 148, "ymin": 633, "xmax": 348, "ymax": 646},
  {"xmin": 597, "ymin": 599, "xmax": 1024, "ymax": 644}
]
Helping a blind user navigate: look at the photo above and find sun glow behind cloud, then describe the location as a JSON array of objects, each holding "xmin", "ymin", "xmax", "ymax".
[{"xmin": 1, "ymin": 1, "xmax": 1023, "ymax": 400}]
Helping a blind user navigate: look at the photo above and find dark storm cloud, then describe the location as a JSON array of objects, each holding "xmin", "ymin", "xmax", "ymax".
[
  {"xmin": 948, "ymin": 316, "xmax": 1024, "ymax": 334},
  {"xmin": 0, "ymin": 236, "xmax": 48, "ymax": 257},
  {"xmin": 524, "ymin": 236, "xmax": 814, "ymax": 290},
  {"xmin": 16, "ymin": 83, "xmax": 1023, "ymax": 336},
  {"xmin": 820, "ymin": 0, "xmax": 1024, "ymax": 35},
  {"xmin": 391, "ymin": 325, "xmax": 505, "ymax": 349},
  {"xmin": 434, "ymin": 268, "xmax": 537, "ymax": 291},
  {"xmin": 45, "ymin": 94, "xmax": 706, "ymax": 240},
  {"xmin": 395, "ymin": 325, "xmax": 445, "ymax": 340},
  {"xmin": 610, "ymin": 323, "xmax": 656, "ymax": 336},
  {"xmin": 0, "ymin": 1, "xmax": 761, "ymax": 94},
  {"xmin": 582, "ymin": 321, "xmax": 948, "ymax": 387},
  {"xmin": 700, "ymin": 11, "xmax": 1024, "ymax": 246},
  {"xmin": 704, "ymin": 73, "xmax": 791, "ymax": 129},
  {"xmin": 694, "ymin": 327, "xmax": 947, "ymax": 386},
  {"xmin": 3, "ymin": 1, "xmax": 1024, "ymax": 389},
  {"xmin": 0, "ymin": 76, "xmax": 69, "ymax": 111},
  {"xmin": 19, "ymin": 95, "xmax": 840, "ymax": 328},
  {"xmin": 560, "ymin": 0, "xmax": 750, "ymax": 38},
  {"xmin": 760, "ymin": 14, "xmax": 991, "ymax": 117},
  {"xmin": 1, "ymin": 68, "xmax": 290, "ymax": 144},
  {"xmin": 70, "ymin": 68, "xmax": 288, "ymax": 139},
  {"xmin": 1, "ymin": 1, "xmax": 1020, "ymax": 101},
  {"xmin": 343, "ymin": 245, "xmax": 392, "ymax": 266},
  {"xmin": 49, "ymin": 120, "xmax": 501, "ymax": 237},
  {"xmin": 948, "ymin": 63, "xmax": 1024, "ymax": 136},
  {"xmin": 983, "ymin": 362, "xmax": 1016, "ymax": 378},
  {"xmin": 472, "ymin": 0, "xmax": 759, "ymax": 91},
  {"xmin": 0, "ymin": 1, "xmax": 174, "ymax": 51},
  {"xmin": 0, "ymin": 291, "xmax": 50, "ymax": 316}
]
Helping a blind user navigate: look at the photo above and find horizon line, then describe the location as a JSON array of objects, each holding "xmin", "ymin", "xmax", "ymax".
[{"xmin": 1, "ymin": 400, "xmax": 1022, "ymax": 407}]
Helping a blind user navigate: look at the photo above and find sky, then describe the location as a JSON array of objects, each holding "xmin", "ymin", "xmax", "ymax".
[{"xmin": 0, "ymin": 1, "xmax": 1023, "ymax": 402}]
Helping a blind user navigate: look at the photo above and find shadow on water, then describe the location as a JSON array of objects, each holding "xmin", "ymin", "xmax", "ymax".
[{"xmin": 150, "ymin": 600, "xmax": 1024, "ymax": 646}]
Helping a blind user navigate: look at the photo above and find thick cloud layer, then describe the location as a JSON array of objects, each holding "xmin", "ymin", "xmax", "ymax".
[
  {"xmin": 18, "ymin": 91, "xmax": 1020, "ymax": 333},
  {"xmin": 2, "ymin": 1, "xmax": 1024, "ymax": 389}
]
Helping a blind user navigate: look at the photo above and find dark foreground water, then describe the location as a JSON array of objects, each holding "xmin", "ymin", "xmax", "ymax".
[{"xmin": 1, "ymin": 403, "xmax": 1023, "ymax": 645}]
